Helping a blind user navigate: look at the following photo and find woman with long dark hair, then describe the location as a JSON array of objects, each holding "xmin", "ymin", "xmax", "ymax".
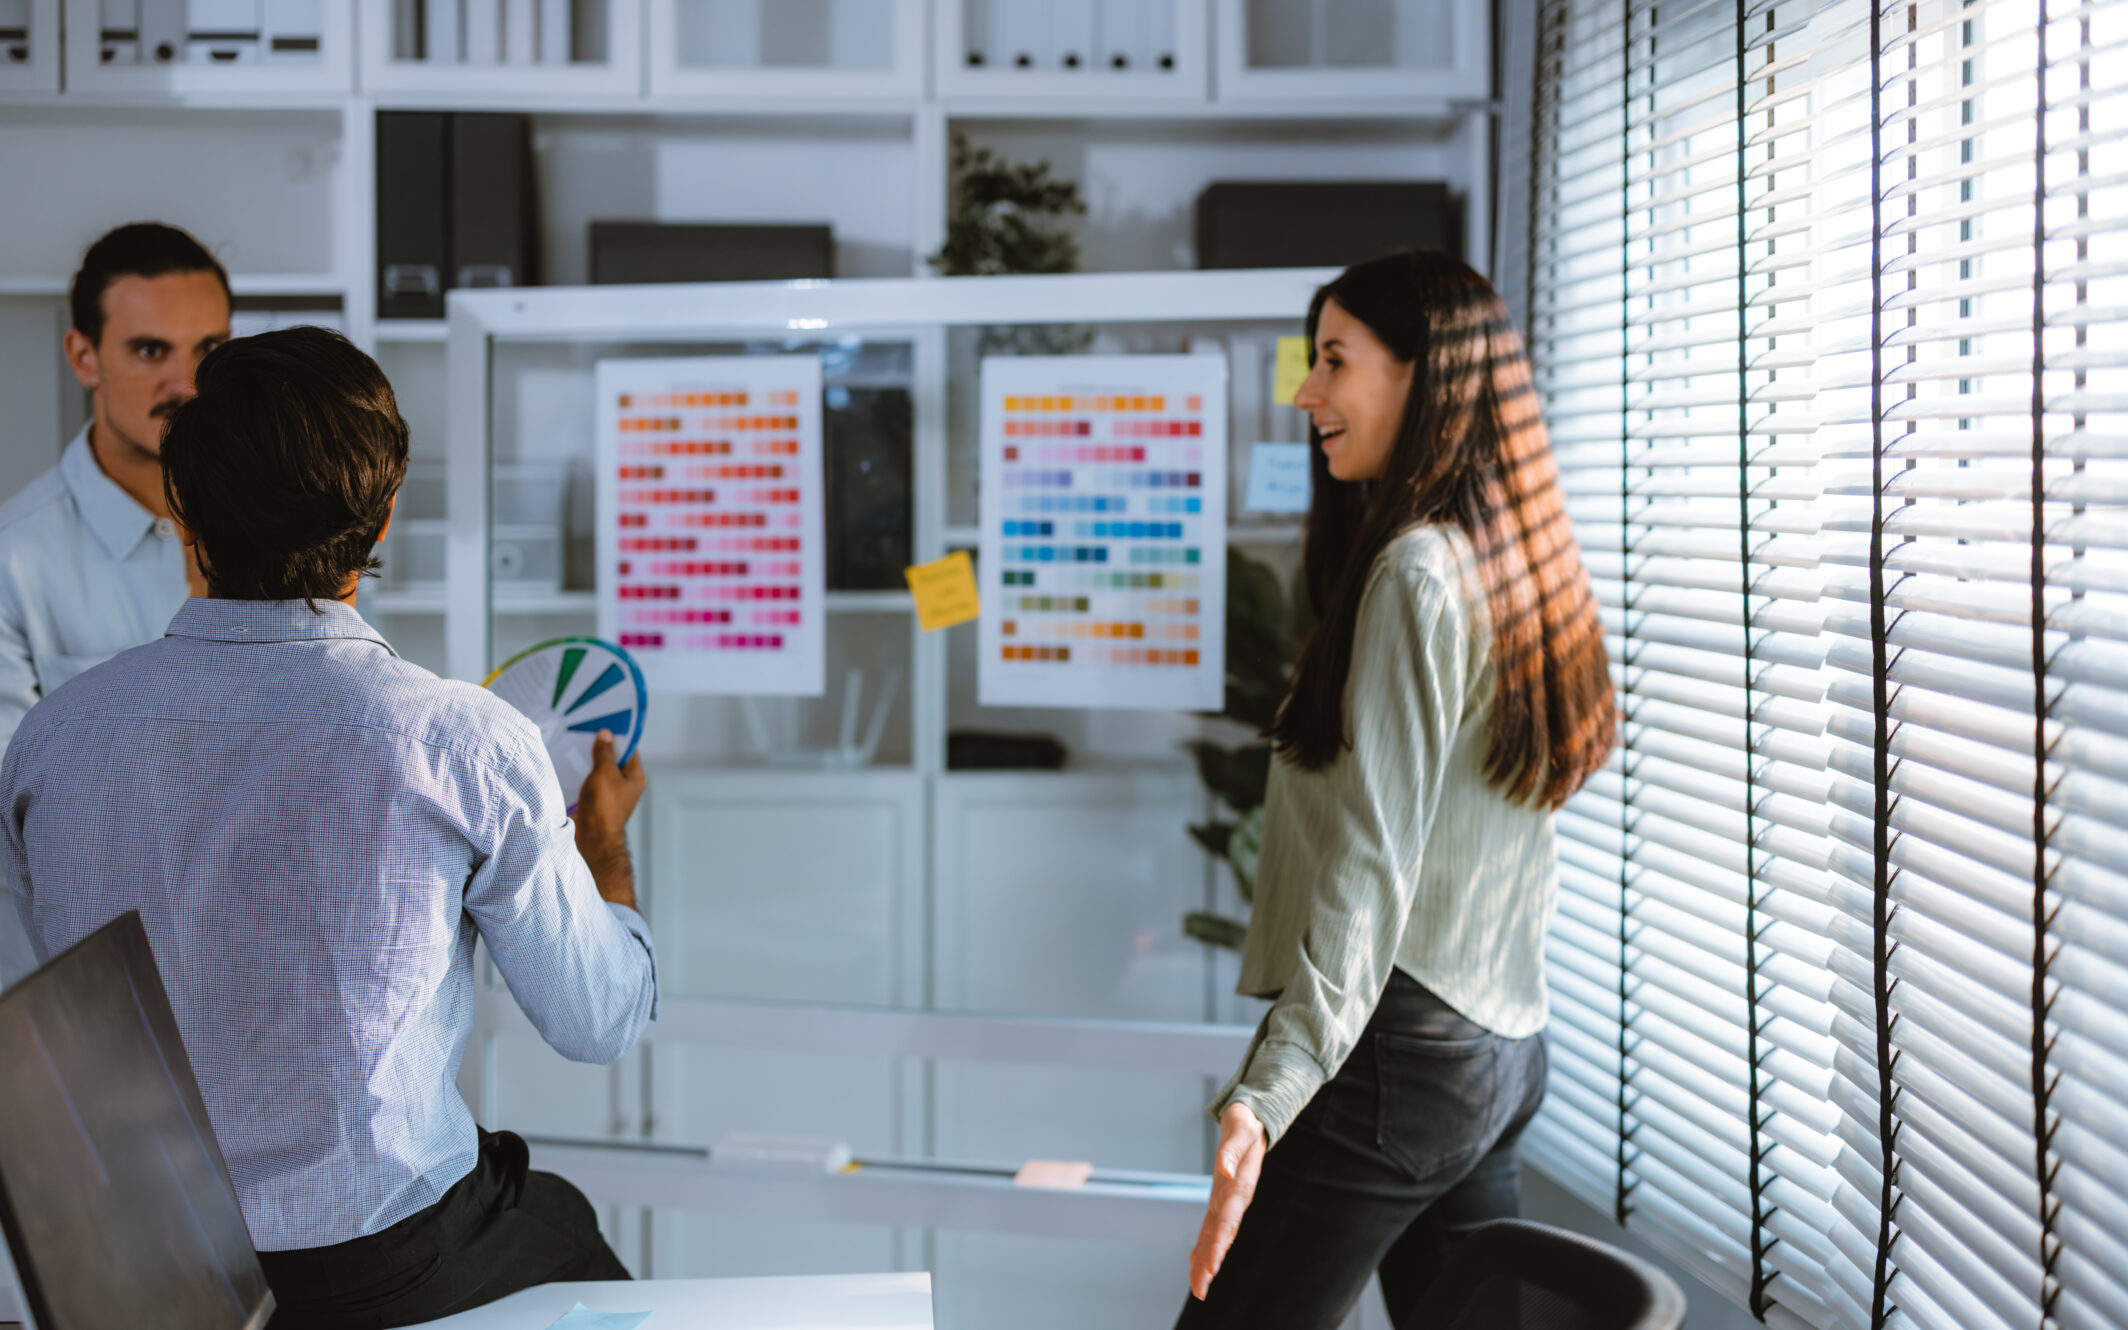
[{"xmin": 1178, "ymin": 250, "xmax": 1614, "ymax": 1329}]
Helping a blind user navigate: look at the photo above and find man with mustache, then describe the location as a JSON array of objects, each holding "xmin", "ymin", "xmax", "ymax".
[{"xmin": 0, "ymin": 222, "xmax": 231, "ymax": 752}]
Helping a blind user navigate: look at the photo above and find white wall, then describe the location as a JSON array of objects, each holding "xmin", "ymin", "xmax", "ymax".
[
  {"xmin": 958, "ymin": 117, "xmax": 1474, "ymax": 272},
  {"xmin": 0, "ymin": 109, "xmax": 343, "ymax": 282},
  {"xmin": 536, "ymin": 115, "xmax": 919, "ymax": 284}
]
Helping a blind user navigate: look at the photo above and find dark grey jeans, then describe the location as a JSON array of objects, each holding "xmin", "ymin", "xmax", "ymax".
[{"xmin": 1175, "ymin": 970, "xmax": 1549, "ymax": 1330}]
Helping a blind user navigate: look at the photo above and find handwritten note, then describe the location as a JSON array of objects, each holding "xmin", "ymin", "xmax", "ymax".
[
  {"xmin": 905, "ymin": 551, "xmax": 981, "ymax": 632},
  {"xmin": 1271, "ymin": 336, "xmax": 1310, "ymax": 406},
  {"xmin": 1244, "ymin": 442, "xmax": 1312, "ymax": 514}
]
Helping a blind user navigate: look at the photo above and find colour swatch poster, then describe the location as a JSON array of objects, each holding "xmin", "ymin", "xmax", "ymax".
[
  {"xmin": 977, "ymin": 355, "xmax": 1228, "ymax": 711},
  {"xmin": 594, "ymin": 356, "xmax": 825, "ymax": 697}
]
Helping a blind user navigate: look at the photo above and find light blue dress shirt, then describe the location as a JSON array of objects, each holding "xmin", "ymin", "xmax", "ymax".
[
  {"xmin": 0, "ymin": 426, "xmax": 192, "ymax": 753},
  {"xmin": 0, "ymin": 598, "xmax": 659, "ymax": 1252}
]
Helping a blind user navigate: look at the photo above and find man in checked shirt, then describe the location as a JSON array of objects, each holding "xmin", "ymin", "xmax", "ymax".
[{"xmin": 1, "ymin": 326, "xmax": 658, "ymax": 1328}]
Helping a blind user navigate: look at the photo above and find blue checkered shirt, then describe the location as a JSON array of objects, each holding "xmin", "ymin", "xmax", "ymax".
[{"xmin": 0, "ymin": 599, "xmax": 658, "ymax": 1251}]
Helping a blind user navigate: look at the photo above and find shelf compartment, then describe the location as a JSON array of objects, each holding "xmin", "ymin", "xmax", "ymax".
[
  {"xmin": 65, "ymin": 0, "xmax": 354, "ymax": 95},
  {"xmin": 935, "ymin": 0, "xmax": 1210, "ymax": 103},
  {"xmin": 647, "ymin": 0, "xmax": 924, "ymax": 102},
  {"xmin": 0, "ymin": 0, "xmax": 59, "ymax": 93},
  {"xmin": 358, "ymin": 0, "xmax": 641, "ymax": 98},
  {"xmin": 1213, "ymin": 0, "xmax": 1490, "ymax": 104}
]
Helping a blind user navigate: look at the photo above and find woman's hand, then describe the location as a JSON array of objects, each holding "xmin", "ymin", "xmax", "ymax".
[{"xmin": 1188, "ymin": 1102, "xmax": 1267, "ymax": 1300}]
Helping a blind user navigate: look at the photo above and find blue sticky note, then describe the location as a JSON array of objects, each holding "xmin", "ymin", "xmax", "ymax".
[
  {"xmin": 545, "ymin": 1303, "xmax": 650, "ymax": 1330},
  {"xmin": 1244, "ymin": 442, "xmax": 1312, "ymax": 514}
]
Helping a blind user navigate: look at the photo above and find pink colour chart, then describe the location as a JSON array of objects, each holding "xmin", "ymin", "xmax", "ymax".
[{"xmin": 594, "ymin": 356, "xmax": 826, "ymax": 697}]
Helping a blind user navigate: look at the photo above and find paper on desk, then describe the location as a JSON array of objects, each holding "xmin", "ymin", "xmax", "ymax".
[{"xmin": 545, "ymin": 1302, "xmax": 650, "ymax": 1330}]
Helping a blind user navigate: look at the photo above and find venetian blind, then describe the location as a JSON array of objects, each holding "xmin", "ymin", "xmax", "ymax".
[{"xmin": 1521, "ymin": 0, "xmax": 2128, "ymax": 1325}]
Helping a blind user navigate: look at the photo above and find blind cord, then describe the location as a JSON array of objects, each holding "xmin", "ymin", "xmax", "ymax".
[
  {"xmin": 1613, "ymin": 0, "xmax": 1641, "ymax": 1233},
  {"xmin": 1867, "ymin": 3, "xmax": 1904, "ymax": 1322},
  {"xmin": 2026, "ymin": 2, "xmax": 2062, "ymax": 1319},
  {"xmin": 1736, "ymin": 2, "xmax": 1776, "ymax": 1316}
]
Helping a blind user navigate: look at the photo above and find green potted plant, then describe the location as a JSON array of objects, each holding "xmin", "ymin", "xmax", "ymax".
[
  {"xmin": 1183, "ymin": 547, "xmax": 1311, "ymax": 951},
  {"xmin": 929, "ymin": 132, "xmax": 1086, "ymax": 277}
]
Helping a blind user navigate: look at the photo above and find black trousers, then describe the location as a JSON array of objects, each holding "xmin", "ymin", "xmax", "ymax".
[
  {"xmin": 1176, "ymin": 971, "xmax": 1549, "ymax": 1330},
  {"xmin": 259, "ymin": 1130, "xmax": 629, "ymax": 1330}
]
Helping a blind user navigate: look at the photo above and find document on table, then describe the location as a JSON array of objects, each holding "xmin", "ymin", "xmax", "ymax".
[{"xmin": 545, "ymin": 1303, "xmax": 649, "ymax": 1330}]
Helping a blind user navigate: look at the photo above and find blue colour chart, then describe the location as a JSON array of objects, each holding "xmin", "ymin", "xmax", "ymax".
[{"xmin": 977, "ymin": 355, "xmax": 1228, "ymax": 711}]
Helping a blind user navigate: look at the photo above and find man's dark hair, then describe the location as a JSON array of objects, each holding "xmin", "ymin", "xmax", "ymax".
[
  {"xmin": 162, "ymin": 327, "xmax": 409, "ymax": 608},
  {"xmin": 69, "ymin": 223, "xmax": 233, "ymax": 346}
]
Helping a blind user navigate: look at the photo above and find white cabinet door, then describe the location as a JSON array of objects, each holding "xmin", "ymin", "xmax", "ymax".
[
  {"xmin": 1214, "ymin": 0, "xmax": 1490, "ymax": 104},
  {"xmin": 643, "ymin": 769, "xmax": 925, "ymax": 1278},
  {"xmin": 647, "ymin": 0, "xmax": 925, "ymax": 102},
  {"xmin": 930, "ymin": 769, "xmax": 1219, "ymax": 1329}
]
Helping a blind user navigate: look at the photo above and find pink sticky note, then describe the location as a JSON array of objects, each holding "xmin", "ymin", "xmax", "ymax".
[{"xmin": 1013, "ymin": 1160, "xmax": 1094, "ymax": 1190}]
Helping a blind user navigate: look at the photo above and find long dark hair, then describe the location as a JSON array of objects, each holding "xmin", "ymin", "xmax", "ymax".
[{"xmin": 1267, "ymin": 251, "xmax": 1614, "ymax": 809}]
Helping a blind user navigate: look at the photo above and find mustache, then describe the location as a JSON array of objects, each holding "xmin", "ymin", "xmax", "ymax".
[{"xmin": 150, "ymin": 398, "xmax": 186, "ymax": 419}]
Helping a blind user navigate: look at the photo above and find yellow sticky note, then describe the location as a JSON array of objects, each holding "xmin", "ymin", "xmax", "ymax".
[
  {"xmin": 1272, "ymin": 336, "xmax": 1310, "ymax": 406},
  {"xmin": 905, "ymin": 550, "xmax": 981, "ymax": 632}
]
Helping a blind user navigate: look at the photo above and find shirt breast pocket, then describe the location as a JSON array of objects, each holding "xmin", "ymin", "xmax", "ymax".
[{"xmin": 31, "ymin": 650, "xmax": 110, "ymax": 697}]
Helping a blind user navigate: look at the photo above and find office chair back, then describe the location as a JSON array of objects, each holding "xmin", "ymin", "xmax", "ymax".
[{"xmin": 1403, "ymin": 1218, "xmax": 1687, "ymax": 1330}]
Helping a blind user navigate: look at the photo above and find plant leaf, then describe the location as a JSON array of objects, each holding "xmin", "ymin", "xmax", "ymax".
[
  {"xmin": 1189, "ymin": 821, "xmax": 1235, "ymax": 859},
  {"xmin": 1187, "ymin": 741, "xmax": 1272, "ymax": 814},
  {"xmin": 1182, "ymin": 911, "xmax": 1249, "ymax": 952}
]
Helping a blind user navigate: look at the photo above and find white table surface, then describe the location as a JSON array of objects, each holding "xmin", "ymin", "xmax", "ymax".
[{"xmin": 401, "ymin": 1273, "xmax": 933, "ymax": 1329}]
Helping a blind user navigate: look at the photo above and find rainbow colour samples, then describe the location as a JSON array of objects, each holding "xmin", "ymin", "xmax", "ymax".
[
  {"xmin": 484, "ymin": 636, "xmax": 649, "ymax": 810},
  {"xmin": 594, "ymin": 356, "xmax": 827, "ymax": 696},
  {"xmin": 978, "ymin": 356, "xmax": 1228, "ymax": 710}
]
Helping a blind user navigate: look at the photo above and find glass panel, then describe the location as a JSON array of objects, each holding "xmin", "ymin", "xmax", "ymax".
[
  {"xmin": 673, "ymin": 0, "xmax": 895, "ymax": 71},
  {"xmin": 1243, "ymin": 0, "xmax": 1454, "ymax": 71},
  {"xmin": 487, "ymin": 335, "xmax": 917, "ymax": 772},
  {"xmin": 369, "ymin": 342, "xmax": 451, "ymax": 678},
  {"xmin": 944, "ymin": 319, "xmax": 1308, "ymax": 532}
]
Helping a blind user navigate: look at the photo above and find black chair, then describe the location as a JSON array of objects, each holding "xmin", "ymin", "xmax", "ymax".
[{"xmin": 1401, "ymin": 1219, "xmax": 1687, "ymax": 1329}]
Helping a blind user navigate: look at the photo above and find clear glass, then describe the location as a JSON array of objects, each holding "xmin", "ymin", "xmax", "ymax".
[
  {"xmin": 944, "ymin": 319, "xmax": 1310, "ymax": 531},
  {"xmin": 674, "ymin": 0, "xmax": 895, "ymax": 70},
  {"xmin": 475, "ymin": 304, "xmax": 1314, "ymax": 1273},
  {"xmin": 369, "ymin": 343, "xmax": 451, "ymax": 678},
  {"xmin": 486, "ymin": 334, "xmax": 917, "ymax": 771},
  {"xmin": 1243, "ymin": 0, "xmax": 1455, "ymax": 70}
]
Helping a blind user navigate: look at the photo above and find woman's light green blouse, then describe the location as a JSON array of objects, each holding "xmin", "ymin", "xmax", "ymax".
[{"xmin": 1215, "ymin": 523, "xmax": 1558, "ymax": 1147}]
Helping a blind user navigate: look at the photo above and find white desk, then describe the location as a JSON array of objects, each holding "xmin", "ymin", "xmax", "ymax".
[{"xmin": 403, "ymin": 1274, "xmax": 932, "ymax": 1329}]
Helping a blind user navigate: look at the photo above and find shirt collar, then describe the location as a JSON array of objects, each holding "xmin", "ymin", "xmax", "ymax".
[
  {"xmin": 59, "ymin": 425, "xmax": 162, "ymax": 562},
  {"xmin": 165, "ymin": 598, "xmax": 399, "ymax": 655}
]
